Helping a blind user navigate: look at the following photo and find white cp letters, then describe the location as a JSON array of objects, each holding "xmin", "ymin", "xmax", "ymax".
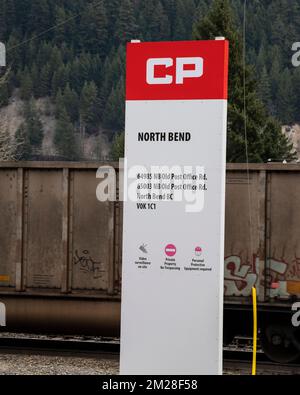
[{"xmin": 147, "ymin": 57, "xmax": 204, "ymax": 85}]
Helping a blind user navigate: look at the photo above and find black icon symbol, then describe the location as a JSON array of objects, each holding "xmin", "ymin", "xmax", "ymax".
[{"xmin": 139, "ymin": 244, "xmax": 148, "ymax": 254}]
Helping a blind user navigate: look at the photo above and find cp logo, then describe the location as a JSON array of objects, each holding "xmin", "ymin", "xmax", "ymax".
[{"xmin": 146, "ymin": 57, "xmax": 204, "ymax": 85}]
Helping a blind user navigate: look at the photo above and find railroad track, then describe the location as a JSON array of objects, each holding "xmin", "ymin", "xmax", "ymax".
[
  {"xmin": 0, "ymin": 333, "xmax": 120, "ymax": 356},
  {"xmin": 0, "ymin": 333, "xmax": 299, "ymax": 375},
  {"xmin": 223, "ymin": 352, "xmax": 300, "ymax": 375},
  {"xmin": 224, "ymin": 336, "xmax": 300, "ymax": 374}
]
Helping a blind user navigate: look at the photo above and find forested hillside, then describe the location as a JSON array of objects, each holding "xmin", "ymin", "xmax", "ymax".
[
  {"xmin": 233, "ymin": 0, "xmax": 300, "ymax": 124},
  {"xmin": 0, "ymin": 0, "xmax": 299, "ymax": 160}
]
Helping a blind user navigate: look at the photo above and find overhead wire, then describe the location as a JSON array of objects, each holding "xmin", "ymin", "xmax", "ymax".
[{"xmin": 6, "ymin": 0, "xmax": 105, "ymax": 52}]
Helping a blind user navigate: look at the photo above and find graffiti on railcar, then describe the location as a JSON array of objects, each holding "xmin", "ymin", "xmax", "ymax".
[
  {"xmin": 266, "ymin": 257, "xmax": 300, "ymax": 298},
  {"xmin": 224, "ymin": 255, "xmax": 259, "ymax": 297},
  {"xmin": 73, "ymin": 250, "xmax": 105, "ymax": 280},
  {"xmin": 264, "ymin": 258, "xmax": 288, "ymax": 297},
  {"xmin": 224, "ymin": 254, "xmax": 300, "ymax": 298},
  {"xmin": 287, "ymin": 256, "xmax": 300, "ymax": 279}
]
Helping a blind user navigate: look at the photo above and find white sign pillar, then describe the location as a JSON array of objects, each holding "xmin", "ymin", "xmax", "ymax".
[{"xmin": 120, "ymin": 40, "xmax": 229, "ymax": 375}]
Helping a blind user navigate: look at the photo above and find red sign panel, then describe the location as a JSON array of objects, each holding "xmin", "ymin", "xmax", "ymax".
[{"xmin": 126, "ymin": 40, "xmax": 229, "ymax": 101}]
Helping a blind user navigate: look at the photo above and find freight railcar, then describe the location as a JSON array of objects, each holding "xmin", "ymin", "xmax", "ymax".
[{"xmin": 0, "ymin": 162, "xmax": 299, "ymax": 363}]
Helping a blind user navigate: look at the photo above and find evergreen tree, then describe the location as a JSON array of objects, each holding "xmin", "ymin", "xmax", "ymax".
[
  {"xmin": 80, "ymin": 0, "xmax": 108, "ymax": 55},
  {"xmin": 0, "ymin": 1, "xmax": 6, "ymax": 39},
  {"xmin": 292, "ymin": 67, "xmax": 300, "ymax": 123},
  {"xmin": 269, "ymin": 57, "xmax": 281, "ymax": 106},
  {"xmin": 261, "ymin": 117, "xmax": 294, "ymax": 162},
  {"xmin": 154, "ymin": 1, "xmax": 171, "ymax": 40},
  {"xmin": 54, "ymin": 6, "xmax": 77, "ymax": 46},
  {"xmin": 256, "ymin": 44, "xmax": 267, "ymax": 74},
  {"xmin": 30, "ymin": 63, "xmax": 39, "ymax": 97},
  {"xmin": 54, "ymin": 107, "xmax": 79, "ymax": 160},
  {"xmin": 0, "ymin": 78, "xmax": 10, "ymax": 106},
  {"xmin": 111, "ymin": 131, "xmax": 125, "ymax": 160},
  {"xmin": 80, "ymin": 81, "xmax": 99, "ymax": 134},
  {"xmin": 193, "ymin": 0, "xmax": 293, "ymax": 162},
  {"xmin": 28, "ymin": 0, "xmax": 50, "ymax": 35},
  {"xmin": 15, "ymin": 100, "xmax": 44, "ymax": 160},
  {"xmin": 89, "ymin": 54, "xmax": 103, "ymax": 88},
  {"xmin": 105, "ymin": 0, "xmax": 120, "ymax": 45},
  {"xmin": 51, "ymin": 63, "xmax": 69, "ymax": 95},
  {"xmin": 55, "ymin": 88, "xmax": 64, "ymax": 118},
  {"xmin": 258, "ymin": 66, "xmax": 272, "ymax": 113},
  {"xmin": 138, "ymin": 0, "xmax": 171, "ymax": 41},
  {"xmin": 36, "ymin": 41, "xmax": 52, "ymax": 70},
  {"xmin": 3, "ymin": 0, "xmax": 16, "ymax": 37},
  {"xmin": 20, "ymin": 71, "xmax": 33, "ymax": 100},
  {"xmin": 161, "ymin": 0, "xmax": 176, "ymax": 37},
  {"xmin": 93, "ymin": 0, "xmax": 109, "ymax": 55},
  {"xmin": 277, "ymin": 68, "xmax": 296, "ymax": 124},
  {"xmin": 103, "ymin": 77, "xmax": 125, "ymax": 130},
  {"xmin": 39, "ymin": 64, "xmax": 52, "ymax": 97},
  {"xmin": 173, "ymin": 0, "xmax": 188, "ymax": 40},
  {"xmin": 6, "ymin": 33, "xmax": 22, "ymax": 68},
  {"xmin": 53, "ymin": 6, "xmax": 68, "ymax": 45},
  {"xmin": 184, "ymin": 0, "xmax": 197, "ymax": 30},
  {"xmin": 63, "ymin": 83, "xmax": 79, "ymax": 123},
  {"xmin": 115, "ymin": 0, "xmax": 137, "ymax": 44},
  {"xmin": 49, "ymin": 46, "xmax": 63, "ymax": 75},
  {"xmin": 77, "ymin": 53, "xmax": 92, "ymax": 83},
  {"xmin": 99, "ymin": 45, "xmax": 125, "ymax": 113},
  {"xmin": 23, "ymin": 100, "xmax": 44, "ymax": 149}
]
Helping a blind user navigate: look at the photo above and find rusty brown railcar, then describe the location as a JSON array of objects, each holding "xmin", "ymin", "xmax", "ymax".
[{"xmin": 0, "ymin": 162, "xmax": 299, "ymax": 362}]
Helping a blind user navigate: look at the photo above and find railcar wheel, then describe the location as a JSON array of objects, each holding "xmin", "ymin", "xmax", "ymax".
[{"xmin": 260, "ymin": 323, "xmax": 300, "ymax": 364}]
